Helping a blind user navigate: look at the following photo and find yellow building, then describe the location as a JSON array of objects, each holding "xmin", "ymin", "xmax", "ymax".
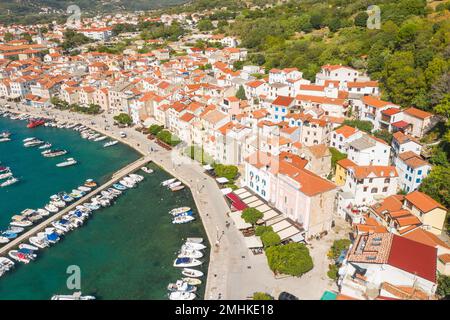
[
  {"xmin": 404, "ymin": 191, "xmax": 448, "ymax": 235},
  {"xmin": 335, "ymin": 158, "xmax": 356, "ymax": 186}
]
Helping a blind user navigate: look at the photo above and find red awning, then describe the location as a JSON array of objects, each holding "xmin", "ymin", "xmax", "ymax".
[{"xmin": 226, "ymin": 192, "xmax": 248, "ymax": 211}]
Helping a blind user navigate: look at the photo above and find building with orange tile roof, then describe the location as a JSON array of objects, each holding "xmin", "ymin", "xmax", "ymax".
[{"xmin": 244, "ymin": 151, "xmax": 336, "ymax": 238}]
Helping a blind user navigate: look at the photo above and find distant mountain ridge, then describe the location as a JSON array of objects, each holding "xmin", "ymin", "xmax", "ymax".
[{"xmin": 0, "ymin": 0, "xmax": 190, "ymax": 18}]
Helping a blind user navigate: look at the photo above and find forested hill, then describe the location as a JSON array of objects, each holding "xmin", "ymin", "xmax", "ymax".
[{"xmin": 0, "ymin": 0, "xmax": 190, "ymax": 24}]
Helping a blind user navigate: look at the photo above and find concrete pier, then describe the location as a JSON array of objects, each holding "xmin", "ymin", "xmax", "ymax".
[{"xmin": 0, "ymin": 156, "xmax": 150, "ymax": 256}]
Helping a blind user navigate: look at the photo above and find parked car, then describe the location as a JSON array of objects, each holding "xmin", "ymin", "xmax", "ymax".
[
  {"xmin": 119, "ymin": 131, "xmax": 127, "ymax": 138},
  {"xmin": 278, "ymin": 292, "xmax": 299, "ymax": 300}
]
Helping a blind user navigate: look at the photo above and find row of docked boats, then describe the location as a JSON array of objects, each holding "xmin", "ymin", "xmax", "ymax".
[
  {"xmin": 168, "ymin": 238, "xmax": 206, "ymax": 300},
  {"xmin": 0, "ymin": 179, "xmax": 98, "ymax": 245},
  {"xmin": 77, "ymin": 126, "xmax": 117, "ymax": 148},
  {"xmin": 0, "ymin": 172, "xmax": 146, "ymax": 279},
  {"xmin": 0, "ymin": 164, "xmax": 19, "ymax": 188},
  {"xmin": 161, "ymin": 178, "xmax": 186, "ymax": 193},
  {"xmin": 169, "ymin": 206, "xmax": 195, "ymax": 224}
]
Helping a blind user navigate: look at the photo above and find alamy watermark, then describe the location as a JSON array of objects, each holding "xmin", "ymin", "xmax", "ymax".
[
  {"xmin": 66, "ymin": 265, "xmax": 81, "ymax": 290},
  {"xmin": 66, "ymin": 5, "xmax": 81, "ymax": 29}
]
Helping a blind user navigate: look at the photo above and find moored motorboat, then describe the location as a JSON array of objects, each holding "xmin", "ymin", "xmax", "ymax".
[
  {"xmin": 183, "ymin": 242, "xmax": 207, "ymax": 251},
  {"xmin": 84, "ymin": 179, "xmax": 97, "ymax": 188},
  {"xmin": 8, "ymin": 250, "xmax": 31, "ymax": 264},
  {"xmin": 19, "ymin": 243, "xmax": 39, "ymax": 251},
  {"xmin": 168, "ymin": 181, "xmax": 182, "ymax": 189},
  {"xmin": 172, "ymin": 215, "xmax": 195, "ymax": 224},
  {"xmin": 56, "ymin": 158, "xmax": 77, "ymax": 167},
  {"xmin": 1, "ymin": 177, "xmax": 18, "ymax": 187},
  {"xmin": 173, "ymin": 257, "xmax": 202, "ymax": 268},
  {"xmin": 104, "ymin": 140, "xmax": 118, "ymax": 148},
  {"xmin": 171, "ymin": 185, "xmax": 185, "ymax": 192},
  {"xmin": 43, "ymin": 149, "xmax": 68, "ymax": 158},
  {"xmin": 0, "ymin": 171, "xmax": 13, "ymax": 180},
  {"xmin": 168, "ymin": 291, "xmax": 196, "ymax": 301},
  {"xmin": 181, "ymin": 268, "xmax": 204, "ymax": 278},
  {"xmin": 51, "ymin": 292, "xmax": 95, "ymax": 300},
  {"xmin": 141, "ymin": 167, "xmax": 153, "ymax": 174},
  {"xmin": 186, "ymin": 237, "xmax": 203, "ymax": 244},
  {"xmin": 182, "ymin": 277, "xmax": 202, "ymax": 286},
  {"xmin": 167, "ymin": 280, "xmax": 197, "ymax": 293},
  {"xmin": 161, "ymin": 178, "xmax": 176, "ymax": 186},
  {"xmin": 169, "ymin": 207, "xmax": 191, "ymax": 216},
  {"xmin": 113, "ymin": 183, "xmax": 127, "ymax": 191},
  {"xmin": 39, "ymin": 142, "xmax": 52, "ymax": 149},
  {"xmin": 178, "ymin": 249, "xmax": 203, "ymax": 259}
]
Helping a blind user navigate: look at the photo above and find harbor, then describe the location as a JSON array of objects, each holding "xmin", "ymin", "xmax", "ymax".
[{"xmin": 0, "ymin": 111, "xmax": 209, "ymax": 300}]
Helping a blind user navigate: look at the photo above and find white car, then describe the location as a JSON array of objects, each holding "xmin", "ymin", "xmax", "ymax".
[{"xmin": 119, "ymin": 131, "xmax": 127, "ymax": 138}]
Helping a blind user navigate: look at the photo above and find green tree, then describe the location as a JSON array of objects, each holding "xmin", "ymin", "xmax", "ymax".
[
  {"xmin": 148, "ymin": 124, "xmax": 164, "ymax": 135},
  {"xmin": 214, "ymin": 164, "xmax": 239, "ymax": 181},
  {"xmin": 198, "ymin": 19, "xmax": 214, "ymax": 31},
  {"xmin": 328, "ymin": 239, "xmax": 352, "ymax": 260},
  {"xmin": 261, "ymin": 231, "xmax": 281, "ymax": 247},
  {"xmin": 4, "ymin": 32, "xmax": 13, "ymax": 42},
  {"xmin": 437, "ymin": 274, "xmax": 450, "ymax": 299},
  {"xmin": 241, "ymin": 208, "xmax": 263, "ymax": 225},
  {"xmin": 329, "ymin": 147, "xmax": 347, "ymax": 171},
  {"xmin": 253, "ymin": 292, "xmax": 274, "ymax": 300},
  {"xmin": 419, "ymin": 166, "xmax": 450, "ymax": 209},
  {"xmin": 342, "ymin": 120, "xmax": 373, "ymax": 133},
  {"xmin": 113, "ymin": 113, "xmax": 133, "ymax": 126},
  {"xmin": 236, "ymin": 85, "xmax": 247, "ymax": 100},
  {"xmin": 373, "ymin": 130, "xmax": 394, "ymax": 144},
  {"xmin": 265, "ymin": 243, "xmax": 314, "ymax": 277},
  {"xmin": 354, "ymin": 12, "xmax": 368, "ymax": 27},
  {"xmin": 255, "ymin": 226, "xmax": 273, "ymax": 236},
  {"xmin": 327, "ymin": 264, "xmax": 339, "ymax": 280}
]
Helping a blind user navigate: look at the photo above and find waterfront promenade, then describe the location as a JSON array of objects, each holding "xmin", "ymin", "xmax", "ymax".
[
  {"xmin": 2, "ymin": 102, "xmax": 344, "ymax": 300},
  {"xmin": 0, "ymin": 156, "xmax": 150, "ymax": 256}
]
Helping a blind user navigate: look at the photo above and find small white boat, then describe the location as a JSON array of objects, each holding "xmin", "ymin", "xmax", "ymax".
[
  {"xmin": 173, "ymin": 215, "xmax": 195, "ymax": 224},
  {"xmin": 56, "ymin": 158, "xmax": 77, "ymax": 167},
  {"xmin": 0, "ymin": 137, "xmax": 10, "ymax": 143},
  {"xmin": 94, "ymin": 136, "xmax": 107, "ymax": 142},
  {"xmin": 167, "ymin": 280, "xmax": 197, "ymax": 293},
  {"xmin": 171, "ymin": 185, "xmax": 185, "ymax": 192},
  {"xmin": 182, "ymin": 277, "xmax": 202, "ymax": 286},
  {"xmin": 104, "ymin": 140, "xmax": 118, "ymax": 148},
  {"xmin": 141, "ymin": 167, "xmax": 153, "ymax": 174},
  {"xmin": 0, "ymin": 171, "xmax": 13, "ymax": 180},
  {"xmin": 19, "ymin": 244, "xmax": 39, "ymax": 251},
  {"xmin": 45, "ymin": 204, "xmax": 59, "ymax": 213},
  {"xmin": 186, "ymin": 237, "xmax": 203, "ymax": 244},
  {"xmin": 178, "ymin": 250, "xmax": 203, "ymax": 259},
  {"xmin": 22, "ymin": 137, "xmax": 36, "ymax": 142},
  {"xmin": 10, "ymin": 220, "xmax": 33, "ymax": 228},
  {"xmin": 29, "ymin": 236, "xmax": 50, "ymax": 249},
  {"xmin": 169, "ymin": 291, "xmax": 196, "ymax": 301},
  {"xmin": 168, "ymin": 181, "xmax": 182, "ymax": 189},
  {"xmin": 1, "ymin": 177, "xmax": 18, "ymax": 187},
  {"xmin": 39, "ymin": 143, "xmax": 52, "ymax": 149},
  {"xmin": 181, "ymin": 268, "xmax": 204, "ymax": 278},
  {"xmin": 183, "ymin": 242, "xmax": 207, "ymax": 251},
  {"xmin": 161, "ymin": 178, "xmax": 177, "ymax": 186},
  {"xmin": 51, "ymin": 292, "xmax": 96, "ymax": 300},
  {"xmin": 173, "ymin": 258, "xmax": 202, "ymax": 268},
  {"xmin": 169, "ymin": 207, "xmax": 191, "ymax": 216},
  {"xmin": 78, "ymin": 186, "xmax": 91, "ymax": 192},
  {"xmin": 37, "ymin": 209, "xmax": 50, "ymax": 217},
  {"xmin": 0, "ymin": 236, "xmax": 10, "ymax": 244}
]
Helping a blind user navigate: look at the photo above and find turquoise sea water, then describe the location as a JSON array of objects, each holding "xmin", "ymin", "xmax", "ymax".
[{"xmin": 0, "ymin": 117, "xmax": 208, "ymax": 299}]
